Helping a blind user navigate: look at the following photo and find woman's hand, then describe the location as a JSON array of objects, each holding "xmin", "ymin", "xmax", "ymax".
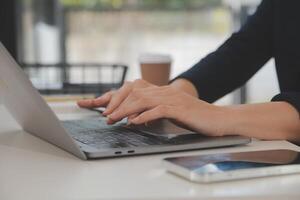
[
  {"xmin": 78, "ymin": 79, "xmax": 231, "ymax": 137},
  {"xmin": 107, "ymin": 85, "xmax": 231, "ymax": 136},
  {"xmin": 79, "ymin": 79, "xmax": 300, "ymax": 141},
  {"xmin": 77, "ymin": 79, "xmax": 156, "ymax": 124}
]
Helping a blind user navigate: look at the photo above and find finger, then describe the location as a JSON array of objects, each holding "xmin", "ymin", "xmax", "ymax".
[
  {"xmin": 108, "ymin": 86, "xmax": 168, "ymax": 122},
  {"xmin": 107, "ymin": 91, "xmax": 155, "ymax": 122},
  {"xmin": 77, "ymin": 99, "xmax": 94, "ymax": 108},
  {"xmin": 106, "ymin": 114, "xmax": 140, "ymax": 125},
  {"xmin": 77, "ymin": 91, "xmax": 113, "ymax": 108},
  {"xmin": 127, "ymin": 113, "xmax": 139, "ymax": 125},
  {"xmin": 107, "ymin": 101, "xmax": 150, "ymax": 124},
  {"xmin": 92, "ymin": 91, "xmax": 113, "ymax": 107},
  {"xmin": 103, "ymin": 82, "xmax": 133, "ymax": 115},
  {"xmin": 106, "ymin": 117, "xmax": 115, "ymax": 125},
  {"xmin": 130, "ymin": 105, "xmax": 173, "ymax": 124},
  {"xmin": 128, "ymin": 113, "xmax": 139, "ymax": 120},
  {"xmin": 106, "ymin": 113, "xmax": 140, "ymax": 125},
  {"xmin": 105, "ymin": 79, "xmax": 155, "ymax": 114}
]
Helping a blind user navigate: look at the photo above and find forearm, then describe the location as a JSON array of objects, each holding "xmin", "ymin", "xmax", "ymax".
[
  {"xmin": 223, "ymin": 102, "xmax": 300, "ymax": 142},
  {"xmin": 170, "ymin": 78, "xmax": 198, "ymax": 97}
]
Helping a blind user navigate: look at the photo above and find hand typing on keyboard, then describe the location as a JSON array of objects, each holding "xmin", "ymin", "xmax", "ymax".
[{"xmin": 77, "ymin": 79, "xmax": 230, "ymax": 138}]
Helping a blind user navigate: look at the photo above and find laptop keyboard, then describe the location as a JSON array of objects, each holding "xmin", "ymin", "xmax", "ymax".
[{"xmin": 62, "ymin": 118, "xmax": 169, "ymax": 149}]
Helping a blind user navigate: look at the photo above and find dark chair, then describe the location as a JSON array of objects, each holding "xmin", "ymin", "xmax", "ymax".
[{"xmin": 21, "ymin": 63, "xmax": 128, "ymax": 96}]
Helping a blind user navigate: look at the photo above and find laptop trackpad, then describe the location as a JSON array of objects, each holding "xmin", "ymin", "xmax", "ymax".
[{"xmin": 128, "ymin": 119, "xmax": 197, "ymax": 139}]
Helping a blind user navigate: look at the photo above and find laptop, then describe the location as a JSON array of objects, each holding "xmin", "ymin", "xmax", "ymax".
[{"xmin": 0, "ymin": 43, "xmax": 251, "ymax": 160}]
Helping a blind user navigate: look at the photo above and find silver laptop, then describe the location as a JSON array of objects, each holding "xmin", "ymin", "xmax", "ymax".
[{"xmin": 0, "ymin": 43, "xmax": 251, "ymax": 160}]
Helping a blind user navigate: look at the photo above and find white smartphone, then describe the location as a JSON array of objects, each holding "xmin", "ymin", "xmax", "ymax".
[{"xmin": 163, "ymin": 149, "xmax": 300, "ymax": 183}]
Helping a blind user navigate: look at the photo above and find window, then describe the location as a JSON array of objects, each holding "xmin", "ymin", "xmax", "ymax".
[{"xmin": 18, "ymin": 0, "xmax": 279, "ymax": 104}]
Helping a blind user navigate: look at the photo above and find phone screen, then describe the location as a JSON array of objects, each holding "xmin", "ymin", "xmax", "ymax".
[{"xmin": 165, "ymin": 149, "xmax": 300, "ymax": 174}]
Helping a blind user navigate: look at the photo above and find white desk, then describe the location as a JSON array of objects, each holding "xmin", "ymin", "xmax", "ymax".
[{"xmin": 1, "ymin": 103, "xmax": 300, "ymax": 200}]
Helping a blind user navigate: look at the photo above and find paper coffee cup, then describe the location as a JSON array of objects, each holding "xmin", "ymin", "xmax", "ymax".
[{"xmin": 139, "ymin": 53, "xmax": 172, "ymax": 86}]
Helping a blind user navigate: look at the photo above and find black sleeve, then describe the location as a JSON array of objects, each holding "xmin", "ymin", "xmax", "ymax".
[
  {"xmin": 173, "ymin": 0, "xmax": 274, "ymax": 103},
  {"xmin": 271, "ymin": 93, "xmax": 300, "ymax": 115}
]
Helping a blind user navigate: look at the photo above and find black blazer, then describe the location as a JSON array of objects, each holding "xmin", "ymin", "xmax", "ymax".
[{"xmin": 176, "ymin": 0, "xmax": 300, "ymax": 112}]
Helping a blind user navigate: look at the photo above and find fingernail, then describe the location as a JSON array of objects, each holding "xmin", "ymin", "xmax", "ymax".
[
  {"xmin": 106, "ymin": 118, "xmax": 113, "ymax": 125},
  {"xmin": 103, "ymin": 110, "xmax": 109, "ymax": 115},
  {"xmin": 103, "ymin": 108, "xmax": 111, "ymax": 115},
  {"xmin": 127, "ymin": 120, "xmax": 132, "ymax": 125}
]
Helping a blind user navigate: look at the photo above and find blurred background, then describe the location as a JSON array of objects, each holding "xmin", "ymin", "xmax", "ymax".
[{"xmin": 1, "ymin": 0, "xmax": 279, "ymax": 104}]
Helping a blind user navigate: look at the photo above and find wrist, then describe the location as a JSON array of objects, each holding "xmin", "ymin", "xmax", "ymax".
[
  {"xmin": 191, "ymin": 102, "xmax": 238, "ymax": 137},
  {"xmin": 170, "ymin": 78, "xmax": 198, "ymax": 97},
  {"xmin": 214, "ymin": 105, "xmax": 241, "ymax": 136}
]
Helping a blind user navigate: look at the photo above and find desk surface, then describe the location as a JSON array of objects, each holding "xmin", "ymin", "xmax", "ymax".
[{"xmin": 1, "ymin": 103, "xmax": 300, "ymax": 200}]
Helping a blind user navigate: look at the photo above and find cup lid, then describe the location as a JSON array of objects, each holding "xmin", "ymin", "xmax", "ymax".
[{"xmin": 138, "ymin": 53, "xmax": 172, "ymax": 64}]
